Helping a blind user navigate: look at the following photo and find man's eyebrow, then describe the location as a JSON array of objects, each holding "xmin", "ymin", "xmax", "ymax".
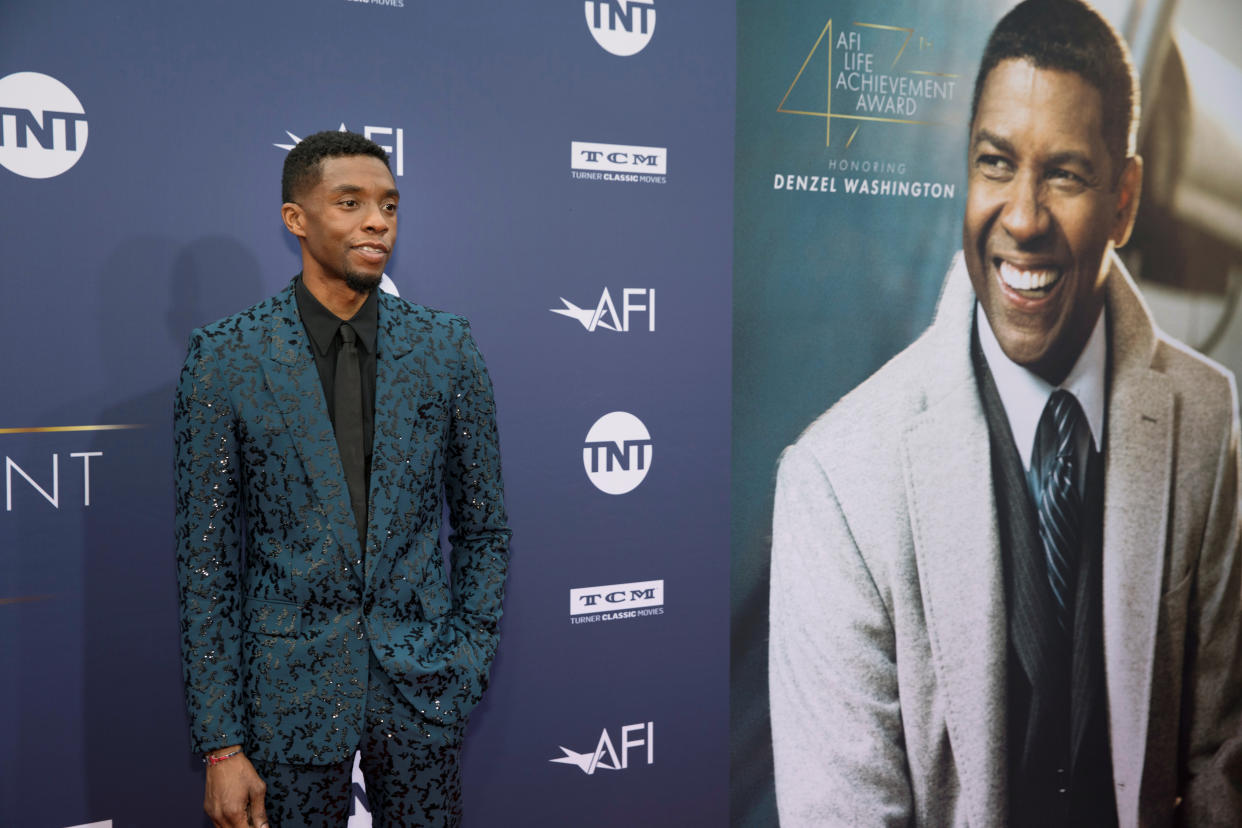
[
  {"xmin": 327, "ymin": 184, "xmax": 400, "ymax": 198},
  {"xmin": 972, "ymin": 130, "xmax": 1099, "ymax": 177},
  {"xmin": 972, "ymin": 129, "xmax": 1014, "ymax": 155}
]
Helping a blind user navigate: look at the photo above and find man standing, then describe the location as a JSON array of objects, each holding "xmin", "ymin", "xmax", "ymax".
[
  {"xmin": 175, "ymin": 130, "xmax": 510, "ymax": 827},
  {"xmin": 769, "ymin": 1, "xmax": 1242, "ymax": 825}
]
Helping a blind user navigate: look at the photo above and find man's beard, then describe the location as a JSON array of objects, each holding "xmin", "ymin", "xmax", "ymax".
[{"xmin": 343, "ymin": 269, "xmax": 382, "ymax": 294}]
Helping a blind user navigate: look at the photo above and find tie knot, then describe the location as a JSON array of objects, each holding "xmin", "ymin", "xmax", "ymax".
[
  {"xmin": 1048, "ymin": 389, "xmax": 1082, "ymax": 438},
  {"xmin": 1041, "ymin": 389, "xmax": 1083, "ymax": 462},
  {"xmin": 339, "ymin": 322, "xmax": 357, "ymax": 346}
]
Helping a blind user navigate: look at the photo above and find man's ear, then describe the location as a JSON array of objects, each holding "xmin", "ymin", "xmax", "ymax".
[
  {"xmin": 281, "ymin": 202, "xmax": 306, "ymax": 238},
  {"xmin": 1111, "ymin": 155, "xmax": 1142, "ymax": 248}
]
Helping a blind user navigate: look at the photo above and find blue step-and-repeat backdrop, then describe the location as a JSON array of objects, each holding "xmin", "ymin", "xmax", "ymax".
[
  {"xmin": 0, "ymin": 1, "xmax": 732, "ymax": 825},
  {"xmin": 6, "ymin": 0, "xmax": 1242, "ymax": 826}
]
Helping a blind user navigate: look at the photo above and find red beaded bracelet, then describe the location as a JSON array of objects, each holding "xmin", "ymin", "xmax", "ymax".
[{"xmin": 204, "ymin": 748, "xmax": 242, "ymax": 767}]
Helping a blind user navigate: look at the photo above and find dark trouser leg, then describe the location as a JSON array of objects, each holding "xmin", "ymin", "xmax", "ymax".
[
  {"xmin": 249, "ymin": 755, "xmax": 353, "ymax": 828},
  {"xmin": 360, "ymin": 653, "xmax": 465, "ymax": 828}
]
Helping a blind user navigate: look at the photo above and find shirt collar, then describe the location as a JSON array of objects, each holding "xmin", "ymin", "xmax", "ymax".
[
  {"xmin": 294, "ymin": 275, "xmax": 379, "ymax": 355},
  {"xmin": 977, "ymin": 303, "xmax": 1107, "ymax": 470}
]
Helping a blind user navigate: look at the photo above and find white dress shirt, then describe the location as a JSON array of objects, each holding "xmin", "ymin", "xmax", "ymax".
[{"xmin": 977, "ymin": 305, "xmax": 1107, "ymax": 492}]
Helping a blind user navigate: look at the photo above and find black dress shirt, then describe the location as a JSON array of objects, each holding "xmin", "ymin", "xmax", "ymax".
[{"xmin": 294, "ymin": 275, "xmax": 378, "ymax": 482}]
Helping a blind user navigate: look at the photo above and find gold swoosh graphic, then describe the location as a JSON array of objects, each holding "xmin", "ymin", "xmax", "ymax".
[{"xmin": 0, "ymin": 424, "xmax": 146, "ymax": 435}]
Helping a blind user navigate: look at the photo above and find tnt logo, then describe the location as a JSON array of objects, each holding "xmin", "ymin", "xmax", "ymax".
[
  {"xmin": 5, "ymin": 452, "xmax": 102, "ymax": 511},
  {"xmin": 0, "ymin": 72, "xmax": 88, "ymax": 179},
  {"xmin": 583, "ymin": 412, "xmax": 652, "ymax": 495},
  {"xmin": 585, "ymin": 0, "xmax": 656, "ymax": 56},
  {"xmin": 550, "ymin": 722, "xmax": 655, "ymax": 775}
]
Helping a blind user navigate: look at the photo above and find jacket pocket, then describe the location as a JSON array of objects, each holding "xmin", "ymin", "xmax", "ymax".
[{"xmin": 243, "ymin": 597, "xmax": 302, "ymax": 636}]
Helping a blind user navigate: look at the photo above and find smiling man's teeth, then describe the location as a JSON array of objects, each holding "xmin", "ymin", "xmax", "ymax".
[{"xmin": 999, "ymin": 260, "xmax": 1059, "ymax": 291}]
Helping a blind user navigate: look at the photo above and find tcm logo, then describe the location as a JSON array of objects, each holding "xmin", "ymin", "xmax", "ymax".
[
  {"xmin": 585, "ymin": 0, "xmax": 656, "ymax": 56},
  {"xmin": 551, "ymin": 288, "xmax": 654, "ymax": 332},
  {"xmin": 275, "ymin": 123, "xmax": 405, "ymax": 176},
  {"xmin": 571, "ymin": 141, "xmax": 665, "ymax": 174},
  {"xmin": 550, "ymin": 721, "xmax": 654, "ymax": 775},
  {"xmin": 583, "ymin": 412, "xmax": 652, "ymax": 495},
  {"xmin": 0, "ymin": 72, "xmax": 88, "ymax": 179},
  {"xmin": 570, "ymin": 579, "xmax": 664, "ymax": 625}
]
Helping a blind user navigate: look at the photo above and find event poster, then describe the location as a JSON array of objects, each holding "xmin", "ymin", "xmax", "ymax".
[{"xmin": 732, "ymin": 0, "xmax": 1242, "ymax": 824}]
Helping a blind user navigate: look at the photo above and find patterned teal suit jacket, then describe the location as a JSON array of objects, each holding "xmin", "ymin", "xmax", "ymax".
[{"xmin": 174, "ymin": 281, "xmax": 510, "ymax": 764}]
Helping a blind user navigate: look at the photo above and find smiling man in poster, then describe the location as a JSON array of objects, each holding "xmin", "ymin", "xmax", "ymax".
[{"xmin": 769, "ymin": 1, "xmax": 1242, "ymax": 825}]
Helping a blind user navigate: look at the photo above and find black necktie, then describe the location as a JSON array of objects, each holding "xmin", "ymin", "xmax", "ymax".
[
  {"xmin": 334, "ymin": 322, "xmax": 367, "ymax": 550},
  {"xmin": 1034, "ymin": 389, "xmax": 1084, "ymax": 636}
]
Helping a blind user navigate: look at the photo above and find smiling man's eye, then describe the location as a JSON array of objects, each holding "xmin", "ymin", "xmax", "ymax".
[
  {"xmin": 1049, "ymin": 168, "xmax": 1085, "ymax": 183},
  {"xmin": 1045, "ymin": 167, "xmax": 1094, "ymax": 194},
  {"xmin": 976, "ymin": 154, "xmax": 1013, "ymax": 178}
]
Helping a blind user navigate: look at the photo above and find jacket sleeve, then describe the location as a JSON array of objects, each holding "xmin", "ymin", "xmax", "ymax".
[
  {"xmin": 173, "ymin": 330, "xmax": 247, "ymax": 754},
  {"xmin": 769, "ymin": 443, "xmax": 913, "ymax": 827},
  {"xmin": 1178, "ymin": 407, "xmax": 1242, "ymax": 827}
]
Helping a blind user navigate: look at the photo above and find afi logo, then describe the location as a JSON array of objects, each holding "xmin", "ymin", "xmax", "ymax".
[
  {"xmin": 275, "ymin": 123, "xmax": 405, "ymax": 176},
  {"xmin": 550, "ymin": 722, "xmax": 655, "ymax": 775},
  {"xmin": 585, "ymin": 0, "xmax": 656, "ymax": 56},
  {"xmin": 551, "ymin": 288, "xmax": 654, "ymax": 332},
  {"xmin": 348, "ymin": 752, "xmax": 371, "ymax": 827},
  {"xmin": 583, "ymin": 412, "xmax": 653, "ymax": 495},
  {"xmin": 0, "ymin": 72, "xmax": 88, "ymax": 179}
]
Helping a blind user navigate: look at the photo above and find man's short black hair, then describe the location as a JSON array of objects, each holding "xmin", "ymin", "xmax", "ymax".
[
  {"xmin": 281, "ymin": 130, "xmax": 390, "ymax": 204},
  {"xmin": 969, "ymin": 0, "xmax": 1139, "ymax": 179}
]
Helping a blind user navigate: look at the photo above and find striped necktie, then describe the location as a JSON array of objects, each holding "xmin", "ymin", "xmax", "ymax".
[{"xmin": 1035, "ymin": 389, "xmax": 1084, "ymax": 636}]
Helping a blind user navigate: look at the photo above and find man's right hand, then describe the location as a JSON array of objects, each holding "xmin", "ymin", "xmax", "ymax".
[{"xmin": 203, "ymin": 747, "xmax": 268, "ymax": 828}]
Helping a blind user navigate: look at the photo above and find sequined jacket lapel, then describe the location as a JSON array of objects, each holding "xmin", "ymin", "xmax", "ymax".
[{"xmin": 259, "ymin": 284, "xmax": 366, "ymax": 581}]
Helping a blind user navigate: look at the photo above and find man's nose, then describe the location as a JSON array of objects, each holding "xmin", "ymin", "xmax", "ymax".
[
  {"xmin": 999, "ymin": 172, "xmax": 1050, "ymax": 243},
  {"xmin": 362, "ymin": 203, "xmax": 391, "ymax": 233}
]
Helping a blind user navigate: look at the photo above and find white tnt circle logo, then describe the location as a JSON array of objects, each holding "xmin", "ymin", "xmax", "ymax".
[
  {"xmin": 583, "ymin": 411, "xmax": 653, "ymax": 495},
  {"xmin": 0, "ymin": 72, "xmax": 88, "ymax": 179},
  {"xmin": 585, "ymin": 0, "xmax": 656, "ymax": 57}
]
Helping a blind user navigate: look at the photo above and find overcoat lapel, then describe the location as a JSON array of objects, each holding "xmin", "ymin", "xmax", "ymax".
[
  {"xmin": 974, "ymin": 341, "xmax": 1063, "ymax": 761},
  {"xmin": 259, "ymin": 285, "xmax": 365, "ymax": 581},
  {"xmin": 901, "ymin": 254, "xmax": 1008, "ymax": 826},
  {"xmin": 1098, "ymin": 257, "xmax": 1173, "ymax": 825}
]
